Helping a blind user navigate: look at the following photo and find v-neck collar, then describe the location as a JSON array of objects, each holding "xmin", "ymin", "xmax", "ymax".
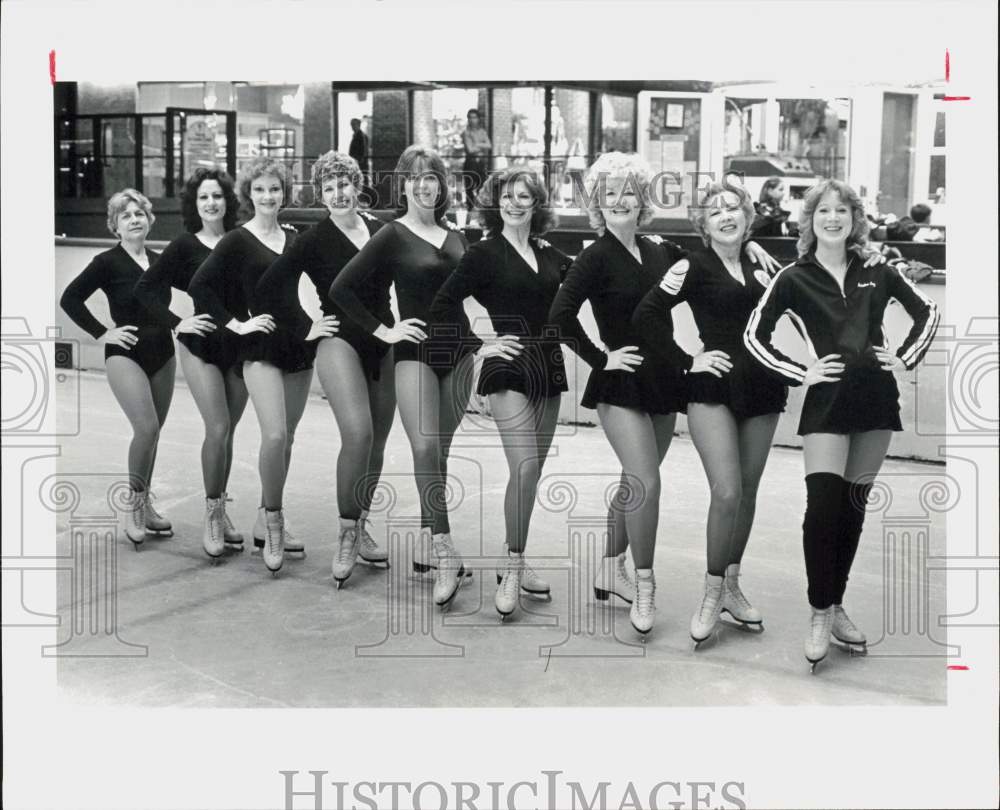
[
  {"xmin": 242, "ymin": 225, "xmax": 287, "ymax": 255},
  {"xmin": 603, "ymin": 230, "xmax": 645, "ymax": 267},
  {"xmin": 709, "ymin": 247, "xmax": 749, "ymax": 288},
  {"xmin": 500, "ymin": 234, "xmax": 540, "ymax": 274},
  {"xmin": 808, "ymin": 251, "xmax": 858, "ymax": 297},
  {"xmin": 117, "ymin": 243, "xmax": 152, "ymax": 272},
  {"xmin": 394, "ymin": 219, "xmax": 451, "ymax": 251},
  {"xmin": 325, "ymin": 215, "xmax": 370, "ymax": 253}
]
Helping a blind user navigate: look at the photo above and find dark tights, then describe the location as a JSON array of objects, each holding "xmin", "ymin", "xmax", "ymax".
[
  {"xmin": 395, "ymin": 356, "xmax": 474, "ymax": 534},
  {"xmin": 490, "ymin": 391, "xmax": 561, "ymax": 553},
  {"xmin": 177, "ymin": 343, "xmax": 248, "ymax": 498},
  {"xmin": 106, "ymin": 355, "xmax": 175, "ymax": 492},
  {"xmin": 315, "ymin": 338, "xmax": 396, "ymax": 519},
  {"xmin": 597, "ymin": 405, "xmax": 677, "ymax": 569},
  {"xmin": 687, "ymin": 405, "xmax": 780, "ymax": 575},
  {"xmin": 243, "ymin": 361, "xmax": 313, "ymax": 510}
]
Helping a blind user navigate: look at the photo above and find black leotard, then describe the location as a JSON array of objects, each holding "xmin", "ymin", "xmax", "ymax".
[
  {"xmin": 744, "ymin": 251, "xmax": 939, "ymax": 434},
  {"xmin": 188, "ymin": 225, "xmax": 313, "ymax": 373},
  {"xmin": 548, "ymin": 231, "xmax": 688, "ymax": 414},
  {"xmin": 256, "ymin": 212, "xmax": 388, "ymax": 379},
  {"xmin": 60, "ymin": 244, "xmax": 173, "ymax": 378},
  {"xmin": 133, "ymin": 232, "xmax": 240, "ymax": 372},
  {"xmin": 329, "ymin": 219, "xmax": 474, "ymax": 375},
  {"xmin": 429, "ymin": 234, "xmax": 579, "ymax": 400},
  {"xmin": 633, "ymin": 246, "xmax": 787, "ymax": 419}
]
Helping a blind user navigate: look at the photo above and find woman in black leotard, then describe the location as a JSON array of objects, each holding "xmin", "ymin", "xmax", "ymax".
[
  {"xmin": 60, "ymin": 189, "xmax": 175, "ymax": 549},
  {"xmin": 548, "ymin": 153, "xmax": 689, "ymax": 638},
  {"xmin": 633, "ymin": 179, "xmax": 788, "ymax": 646},
  {"xmin": 430, "ymin": 168, "xmax": 573, "ymax": 620},
  {"xmin": 549, "ymin": 155, "xmax": 781, "ymax": 639},
  {"xmin": 257, "ymin": 151, "xmax": 391, "ymax": 588},
  {"xmin": 189, "ymin": 157, "xmax": 319, "ymax": 576},
  {"xmin": 133, "ymin": 168, "xmax": 248, "ymax": 561},
  {"xmin": 744, "ymin": 179, "xmax": 939, "ymax": 671},
  {"xmin": 330, "ymin": 145, "xmax": 474, "ymax": 608}
]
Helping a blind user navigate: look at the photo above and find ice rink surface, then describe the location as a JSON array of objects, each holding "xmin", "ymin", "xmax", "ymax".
[{"xmin": 53, "ymin": 372, "xmax": 948, "ymax": 707}]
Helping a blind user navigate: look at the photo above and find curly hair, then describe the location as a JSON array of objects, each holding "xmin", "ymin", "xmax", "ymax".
[
  {"xmin": 106, "ymin": 188, "xmax": 154, "ymax": 237},
  {"xmin": 474, "ymin": 168, "xmax": 557, "ymax": 236},
  {"xmin": 237, "ymin": 156, "xmax": 292, "ymax": 214},
  {"xmin": 180, "ymin": 168, "xmax": 238, "ymax": 233},
  {"xmin": 688, "ymin": 177, "xmax": 756, "ymax": 246},
  {"xmin": 311, "ymin": 151, "xmax": 363, "ymax": 200},
  {"xmin": 796, "ymin": 179, "xmax": 871, "ymax": 258},
  {"xmin": 582, "ymin": 152, "xmax": 655, "ymax": 234},
  {"xmin": 394, "ymin": 145, "xmax": 450, "ymax": 223}
]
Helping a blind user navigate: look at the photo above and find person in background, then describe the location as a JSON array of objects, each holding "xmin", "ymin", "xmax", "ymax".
[
  {"xmin": 751, "ymin": 177, "xmax": 797, "ymax": 238},
  {"xmin": 462, "ymin": 108, "xmax": 492, "ymax": 211}
]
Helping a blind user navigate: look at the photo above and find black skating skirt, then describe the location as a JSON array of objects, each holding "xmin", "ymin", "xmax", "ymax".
[
  {"xmin": 798, "ymin": 365, "xmax": 903, "ymax": 435},
  {"xmin": 581, "ymin": 356, "xmax": 687, "ymax": 415},
  {"xmin": 178, "ymin": 328, "xmax": 242, "ymax": 374},
  {"xmin": 477, "ymin": 338, "xmax": 568, "ymax": 401},
  {"xmin": 687, "ymin": 349, "xmax": 787, "ymax": 420},
  {"xmin": 240, "ymin": 330, "xmax": 315, "ymax": 374}
]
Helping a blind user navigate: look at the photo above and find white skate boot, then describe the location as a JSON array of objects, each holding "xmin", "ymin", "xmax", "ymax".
[
  {"xmin": 432, "ymin": 533, "xmax": 465, "ymax": 607},
  {"xmin": 331, "ymin": 519, "xmax": 360, "ymax": 589},
  {"xmin": 690, "ymin": 573, "xmax": 725, "ymax": 647},
  {"xmin": 413, "ymin": 529, "xmax": 471, "ymax": 577},
  {"xmin": 202, "ymin": 497, "xmax": 226, "ymax": 561},
  {"xmin": 495, "ymin": 543, "xmax": 550, "ymax": 598},
  {"xmin": 832, "ymin": 604, "xmax": 867, "ymax": 654},
  {"xmin": 721, "ymin": 563, "xmax": 763, "ymax": 629},
  {"xmin": 495, "ymin": 552, "xmax": 524, "ymax": 621},
  {"xmin": 123, "ymin": 489, "xmax": 147, "ymax": 550},
  {"xmin": 261, "ymin": 509, "xmax": 285, "ymax": 576},
  {"xmin": 254, "ymin": 507, "xmax": 304, "ymax": 557},
  {"xmin": 630, "ymin": 569, "xmax": 656, "ymax": 638},
  {"xmin": 593, "ymin": 552, "xmax": 635, "ymax": 604},
  {"xmin": 805, "ymin": 606, "xmax": 835, "ymax": 673},
  {"xmin": 143, "ymin": 490, "xmax": 173, "ymax": 536},
  {"xmin": 356, "ymin": 514, "xmax": 389, "ymax": 568},
  {"xmin": 220, "ymin": 492, "xmax": 244, "ymax": 550}
]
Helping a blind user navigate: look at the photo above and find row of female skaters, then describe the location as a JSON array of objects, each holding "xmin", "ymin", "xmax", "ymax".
[{"xmin": 60, "ymin": 148, "xmax": 938, "ymax": 671}]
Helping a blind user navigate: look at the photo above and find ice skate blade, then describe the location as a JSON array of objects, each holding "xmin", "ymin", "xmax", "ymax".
[
  {"xmin": 498, "ymin": 573, "xmax": 552, "ymax": 597},
  {"xmin": 145, "ymin": 528, "xmax": 173, "ymax": 538},
  {"xmin": 720, "ymin": 609, "xmax": 764, "ymax": 632},
  {"xmin": 832, "ymin": 637, "xmax": 868, "ymax": 656},
  {"xmin": 594, "ymin": 587, "xmax": 632, "ymax": 606},
  {"xmin": 806, "ymin": 654, "xmax": 826, "ymax": 674},
  {"xmin": 359, "ymin": 556, "xmax": 390, "ymax": 568},
  {"xmin": 416, "ymin": 561, "xmax": 472, "ymax": 577}
]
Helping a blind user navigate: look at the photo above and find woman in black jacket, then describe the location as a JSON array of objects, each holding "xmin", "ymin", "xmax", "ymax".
[{"xmin": 744, "ymin": 179, "xmax": 939, "ymax": 671}]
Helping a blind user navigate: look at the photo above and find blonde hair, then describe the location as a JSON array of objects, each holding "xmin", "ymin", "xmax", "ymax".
[
  {"xmin": 582, "ymin": 152, "xmax": 655, "ymax": 234},
  {"xmin": 797, "ymin": 179, "xmax": 870, "ymax": 258},
  {"xmin": 106, "ymin": 188, "xmax": 154, "ymax": 237},
  {"xmin": 688, "ymin": 178, "xmax": 755, "ymax": 246}
]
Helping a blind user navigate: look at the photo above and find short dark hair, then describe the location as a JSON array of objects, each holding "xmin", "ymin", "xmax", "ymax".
[
  {"xmin": 475, "ymin": 168, "xmax": 556, "ymax": 236},
  {"xmin": 181, "ymin": 168, "xmax": 239, "ymax": 233},
  {"xmin": 909, "ymin": 203, "xmax": 932, "ymax": 223},
  {"xmin": 467, "ymin": 108, "xmax": 481, "ymax": 119},
  {"xmin": 350, "ymin": 118, "xmax": 361, "ymax": 127},
  {"xmin": 394, "ymin": 145, "xmax": 451, "ymax": 223}
]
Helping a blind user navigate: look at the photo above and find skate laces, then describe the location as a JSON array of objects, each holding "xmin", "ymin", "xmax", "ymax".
[
  {"xmin": 635, "ymin": 576, "xmax": 655, "ymax": 615},
  {"xmin": 616, "ymin": 555, "xmax": 635, "ymax": 589},
  {"xmin": 834, "ymin": 607, "xmax": 859, "ymax": 634},
  {"xmin": 207, "ymin": 500, "xmax": 223, "ymax": 541},
  {"xmin": 357, "ymin": 519, "xmax": 377, "ymax": 551},
  {"xmin": 501, "ymin": 557, "xmax": 523, "ymax": 598},
  {"xmin": 699, "ymin": 584, "xmax": 723, "ymax": 621},
  {"xmin": 726, "ymin": 575, "xmax": 752, "ymax": 610},
  {"xmin": 336, "ymin": 525, "xmax": 359, "ymax": 563},
  {"xmin": 266, "ymin": 513, "xmax": 283, "ymax": 554},
  {"xmin": 810, "ymin": 609, "xmax": 833, "ymax": 640}
]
